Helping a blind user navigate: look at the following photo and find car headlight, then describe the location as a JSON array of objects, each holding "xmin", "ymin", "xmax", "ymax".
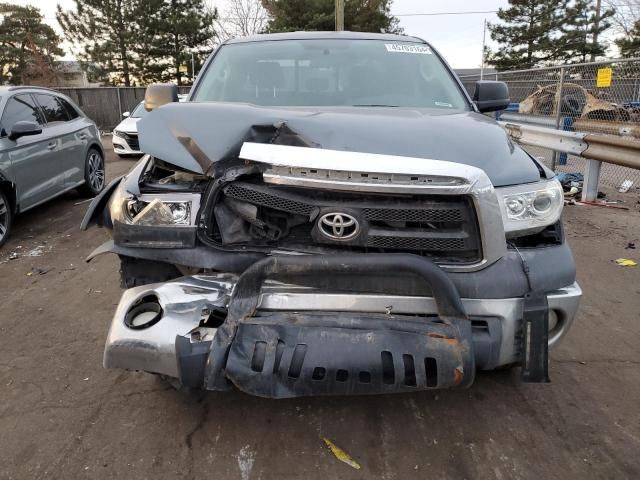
[
  {"xmin": 110, "ymin": 182, "xmax": 200, "ymax": 227},
  {"xmin": 113, "ymin": 129, "xmax": 124, "ymax": 138},
  {"xmin": 496, "ymin": 178, "xmax": 563, "ymax": 235}
]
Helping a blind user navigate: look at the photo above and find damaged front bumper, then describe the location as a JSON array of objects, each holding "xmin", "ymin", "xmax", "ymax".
[{"xmin": 104, "ymin": 254, "xmax": 581, "ymax": 398}]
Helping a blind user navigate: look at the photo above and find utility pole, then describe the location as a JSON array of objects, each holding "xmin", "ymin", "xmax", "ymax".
[
  {"xmin": 480, "ymin": 18, "xmax": 487, "ymax": 80},
  {"xmin": 335, "ymin": 0, "xmax": 344, "ymax": 31},
  {"xmin": 591, "ymin": 0, "xmax": 602, "ymax": 62}
]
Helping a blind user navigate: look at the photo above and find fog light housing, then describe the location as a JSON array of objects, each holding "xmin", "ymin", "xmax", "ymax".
[{"xmin": 124, "ymin": 295, "xmax": 163, "ymax": 330}]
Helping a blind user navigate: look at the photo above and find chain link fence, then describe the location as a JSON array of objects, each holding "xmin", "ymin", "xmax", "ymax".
[{"xmin": 459, "ymin": 58, "xmax": 640, "ymax": 192}]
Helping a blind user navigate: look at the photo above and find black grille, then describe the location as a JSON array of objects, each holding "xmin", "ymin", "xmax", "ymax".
[
  {"xmin": 225, "ymin": 183, "xmax": 313, "ymax": 216},
  {"xmin": 215, "ymin": 181, "xmax": 482, "ymax": 264},
  {"xmin": 367, "ymin": 236, "xmax": 466, "ymax": 251},
  {"xmin": 363, "ymin": 208, "xmax": 463, "ymax": 223},
  {"xmin": 122, "ymin": 132, "xmax": 139, "ymax": 151}
]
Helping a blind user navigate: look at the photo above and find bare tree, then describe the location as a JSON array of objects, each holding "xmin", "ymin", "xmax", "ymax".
[
  {"xmin": 212, "ymin": 0, "xmax": 269, "ymax": 43},
  {"xmin": 604, "ymin": 0, "xmax": 640, "ymax": 36}
]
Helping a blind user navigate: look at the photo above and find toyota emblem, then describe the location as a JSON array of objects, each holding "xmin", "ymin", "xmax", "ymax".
[{"xmin": 318, "ymin": 212, "xmax": 360, "ymax": 240}]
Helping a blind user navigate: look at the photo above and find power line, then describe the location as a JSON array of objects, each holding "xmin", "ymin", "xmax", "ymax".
[{"xmin": 393, "ymin": 10, "xmax": 499, "ymax": 17}]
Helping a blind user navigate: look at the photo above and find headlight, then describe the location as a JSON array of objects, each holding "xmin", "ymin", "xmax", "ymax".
[
  {"xmin": 113, "ymin": 129, "xmax": 124, "ymax": 138},
  {"xmin": 496, "ymin": 179, "xmax": 563, "ymax": 235},
  {"xmin": 110, "ymin": 182, "xmax": 200, "ymax": 227}
]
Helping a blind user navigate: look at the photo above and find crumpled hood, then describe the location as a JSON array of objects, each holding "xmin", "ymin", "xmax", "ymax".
[{"xmin": 138, "ymin": 102, "xmax": 544, "ymax": 187}]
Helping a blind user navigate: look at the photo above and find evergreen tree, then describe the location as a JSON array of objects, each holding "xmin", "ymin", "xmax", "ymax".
[
  {"xmin": 261, "ymin": 0, "xmax": 401, "ymax": 34},
  {"xmin": 140, "ymin": 0, "xmax": 216, "ymax": 85},
  {"xmin": 56, "ymin": 0, "xmax": 139, "ymax": 86},
  {"xmin": 0, "ymin": 3, "xmax": 64, "ymax": 84},
  {"xmin": 616, "ymin": 19, "xmax": 640, "ymax": 57},
  {"xmin": 561, "ymin": 0, "xmax": 614, "ymax": 62},
  {"xmin": 487, "ymin": 0, "xmax": 569, "ymax": 70},
  {"xmin": 131, "ymin": 0, "xmax": 167, "ymax": 84}
]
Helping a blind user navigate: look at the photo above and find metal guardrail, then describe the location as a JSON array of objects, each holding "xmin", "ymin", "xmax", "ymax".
[
  {"xmin": 461, "ymin": 58, "xmax": 640, "ymax": 191},
  {"xmin": 499, "ymin": 121, "xmax": 640, "ymax": 200}
]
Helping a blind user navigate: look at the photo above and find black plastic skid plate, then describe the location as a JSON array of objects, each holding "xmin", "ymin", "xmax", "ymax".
[{"xmin": 224, "ymin": 313, "xmax": 474, "ymax": 398}]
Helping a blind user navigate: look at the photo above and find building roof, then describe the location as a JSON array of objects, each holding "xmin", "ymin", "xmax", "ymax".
[{"xmin": 225, "ymin": 30, "xmax": 426, "ymax": 45}]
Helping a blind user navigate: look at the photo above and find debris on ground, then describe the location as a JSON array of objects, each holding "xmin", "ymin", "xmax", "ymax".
[
  {"xmin": 27, "ymin": 267, "xmax": 52, "ymax": 276},
  {"xmin": 626, "ymin": 242, "xmax": 636, "ymax": 250},
  {"xmin": 8, "ymin": 252, "xmax": 19, "ymax": 260},
  {"xmin": 619, "ymin": 180, "xmax": 634, "ymax": 193},
  {"xmin": 615, "ymin": 258, "xmax": 637, "ymax": 267},
  {"xmin": 25, "ymin": 246, "xmax": 45, "ymax": 257},
  {"xmin": 558, "ymin": 173, "xmax": 584, "ymax": 201},
  {"xmin": 575, "ymin": 200, "xmax": 629, "ymax": 210},
  {"xmin": 322, "ymin": 438, "xmax": 361, "ymax": 470}
]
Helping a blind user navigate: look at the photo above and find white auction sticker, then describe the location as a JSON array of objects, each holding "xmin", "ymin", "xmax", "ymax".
[{"xmin": 385, "ymin": 44, "xmax": 432, "ymax": 55}]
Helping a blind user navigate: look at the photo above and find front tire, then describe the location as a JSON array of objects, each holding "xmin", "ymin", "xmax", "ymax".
[
  {"xmin": 0, "ymin": 189, "xmax": 13, "ymax": 248},
  {"xmin": 77, "ymin": 148, "xmax": 105, "ymax": 197}
]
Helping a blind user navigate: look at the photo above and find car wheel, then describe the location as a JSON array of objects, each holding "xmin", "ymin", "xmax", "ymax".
[
  {"xmin": 77, "ymin": 148, "xmax": 105, "ymax": 197},
  {"xmin": 0, "ymin": 189, "xmax": 13, "ymax": 248}
]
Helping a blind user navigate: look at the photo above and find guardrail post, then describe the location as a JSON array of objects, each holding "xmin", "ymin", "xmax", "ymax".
[
  {"xmin": 582, "ymin": 159, "xmax": 602, "ymax": 201},
  {"xmin": 551, "ymin": 67, "xmax": 566, "ymax": 171}
]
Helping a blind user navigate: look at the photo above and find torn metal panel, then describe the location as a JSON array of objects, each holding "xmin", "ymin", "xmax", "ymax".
[
  {"xmin": 136, "ymin": 101, "xmax": 543, "ymax": 186},
  {"xmin": 519, "ymin": 83, "xmax": 630, "ymax": 121}
]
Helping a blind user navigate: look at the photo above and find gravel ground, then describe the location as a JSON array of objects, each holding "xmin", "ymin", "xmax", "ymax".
[{"xmin": 1, "ymin": 147, "xmax": 639, "ymax": 480}]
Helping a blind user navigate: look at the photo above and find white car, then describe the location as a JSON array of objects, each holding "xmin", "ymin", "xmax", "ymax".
[{"xmin": 112, "ymin": 95, "xmax": 186, "ymax": 156}]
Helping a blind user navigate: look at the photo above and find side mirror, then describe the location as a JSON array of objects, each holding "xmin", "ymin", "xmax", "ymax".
[
  {"xmin": 473, "ymin": 81, "xmax": 510, "ymax": 113},
  {"xmin": 144, "ymin": 83, "xmax": 179, "ymax": 112},
  {"xmin": 8, "ymin": 121, "xmax": 42, "ymax": 141},
  {"xmin": 122, "ymin": 111, "xmax": 130, "ymax": 118}
]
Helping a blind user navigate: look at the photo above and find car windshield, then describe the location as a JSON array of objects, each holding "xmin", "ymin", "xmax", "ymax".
[
  {"xmin": 130, "ymin": 102, "xmax": 148, "ymax": 118},
  {"xmin": 192, "ymin": 39, "xmax": 469, "ymax": 110}
]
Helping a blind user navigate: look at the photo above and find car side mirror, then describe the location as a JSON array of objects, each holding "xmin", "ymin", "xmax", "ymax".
[
  {"xmin": 122, "ymin": 111, "xmax": 130, "ymax": 118},
  {"xmin": 144, "ymin": 83, "xmax": 179, "ymax": 112},
  {"xmin": 473, "ymin": 81, "xmax": 510, "ymax": 113},
  {"xmin": 8, "ymin": 121, "xmax": 42, "ymax": 141}
]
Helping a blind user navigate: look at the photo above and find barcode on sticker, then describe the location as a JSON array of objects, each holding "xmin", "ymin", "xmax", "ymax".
[{"xmin": 385, "ymin": 44, "xmax": 432, "ymax": 55}]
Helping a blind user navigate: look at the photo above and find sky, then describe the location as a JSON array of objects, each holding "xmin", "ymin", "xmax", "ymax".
[{"xmin": 5, "ymin": 0, "xmax": 508, "ymax": 68}]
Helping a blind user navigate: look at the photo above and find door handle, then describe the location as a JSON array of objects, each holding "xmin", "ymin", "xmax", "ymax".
[{"xmin": 47, "ymin": 141, "xmax": 56, "ymax": 150}]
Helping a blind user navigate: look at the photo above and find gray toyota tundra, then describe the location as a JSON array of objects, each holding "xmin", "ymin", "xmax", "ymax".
[{"xmin": 82, "ymin": 32, "xmax": 581, "ymax": 397}]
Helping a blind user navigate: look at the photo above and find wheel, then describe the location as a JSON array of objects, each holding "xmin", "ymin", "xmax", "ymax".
[
  {"xmin": 77, "ymin": 148, "xmax": 105, "ymax": 197},
  {"xmin": 0, "ymin": 189, "xmax": 12, "ymax": 248}
]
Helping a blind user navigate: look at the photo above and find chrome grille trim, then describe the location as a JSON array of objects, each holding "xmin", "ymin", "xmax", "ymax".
[{"xmin": 263, "ymin": 166, "xmax": 467, "ymax": 193}]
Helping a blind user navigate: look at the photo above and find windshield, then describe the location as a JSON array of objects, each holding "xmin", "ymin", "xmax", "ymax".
[
  {"xmin": 130, "ymin": 102, "xmax": 148, "ymax": 118},
  {"xmin": 192, "ymin": 39, "xmax": 469, "ymax": 110}
]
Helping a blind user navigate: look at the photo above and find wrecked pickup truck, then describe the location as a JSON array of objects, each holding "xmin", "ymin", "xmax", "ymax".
[{"xmin": 82, "ymin": 32, "xmax": 581, "ymax": 398}]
